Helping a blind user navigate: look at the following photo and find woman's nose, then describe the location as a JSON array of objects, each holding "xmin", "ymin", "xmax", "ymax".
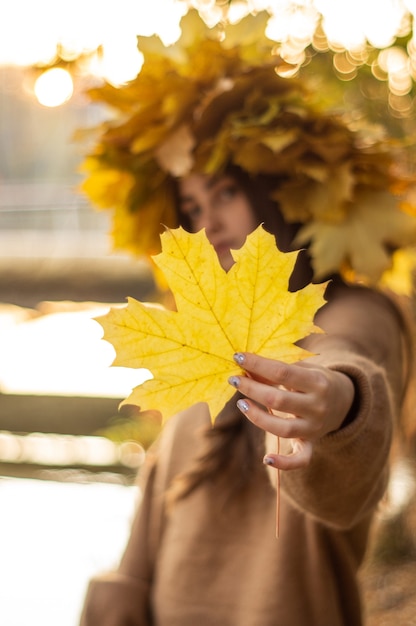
[{"xmin": 202, "ymin": 208, "xmax": 222, "ymax": 236}]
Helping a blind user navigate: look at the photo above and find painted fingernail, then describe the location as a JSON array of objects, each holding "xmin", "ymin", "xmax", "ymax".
[
  {"xmin": 228, "ymin": 376, "xmax": 240, "ymax": 388},
  {"xmin": 263, "ymin": 456, "xmax": 275, "ymax": 467},
  {"xmin": 233, "ymin": 352, "xmax": 245, "ymax": 365},
  {"xmin": 237, "ymin": 399, "xmax": 249, "ymax": 413}
]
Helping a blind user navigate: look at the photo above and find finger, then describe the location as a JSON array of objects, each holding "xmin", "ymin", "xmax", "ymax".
[
  {"xmin": 263, "ymin": 439, "xmax": 313, "ymax": 470},
  {"xmin": 236, "ymin": 398, "xmax": 309, "ymax": 439},
  {"xmin": 230, "ymin": 375, "xmax": 310, "ymax": 418},
  {"xmin": 233, "ymin": 352, "xmax": 317, "ymax": 393}
]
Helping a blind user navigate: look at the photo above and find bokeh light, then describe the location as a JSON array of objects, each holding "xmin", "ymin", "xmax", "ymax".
[
  {"xmin": 89, "ymin": 39, "xmax": 144, "ymax": 86},
  {"xmin": 34, "ymin": 68, "xmax": 74, "ymax": 107},
  {"xmin": 1, "ymin": 0, "xmax": 416, "ymax": 108}
]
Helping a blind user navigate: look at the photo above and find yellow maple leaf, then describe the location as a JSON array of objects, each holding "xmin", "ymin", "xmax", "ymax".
[{"xmin": 97, "ymin": 226, "xmax": 326, "ymax": 422}]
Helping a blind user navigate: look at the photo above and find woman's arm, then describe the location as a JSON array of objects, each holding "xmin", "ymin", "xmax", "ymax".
[
  {"xmin": 228, "ymin": 283, "xmax": 407, "ymax": 528},
  {"xmin": 79, "ymin": 453, "xmax": 158, "ymax": 626}
]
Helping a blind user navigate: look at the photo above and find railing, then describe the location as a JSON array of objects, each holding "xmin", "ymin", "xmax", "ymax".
[{"xmin": 0, "ymin": 393, "xmax": 144, "ymax": 483}]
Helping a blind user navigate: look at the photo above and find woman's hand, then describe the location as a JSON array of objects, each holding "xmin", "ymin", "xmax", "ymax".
[{"xmin": 228, "ymin": 352, "xmax": 355, "ymax": 471}]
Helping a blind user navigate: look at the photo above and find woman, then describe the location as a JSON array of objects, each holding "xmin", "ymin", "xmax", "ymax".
[
  {"xmin": 79, "ymin": 167, "xmax": 408, "ymax": 626},
  {"xmin": 78, "ymin": 11, "xmax": 414, "ymax": 625}
]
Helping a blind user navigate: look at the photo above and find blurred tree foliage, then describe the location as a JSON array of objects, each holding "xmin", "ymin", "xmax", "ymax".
[
  {"xmin": 30, "ymin": 3, "xmax": 416, "ymax": 154},
  {"xmin": 298, "ymin": 42, "xmax": 416, "ymax": 141}
]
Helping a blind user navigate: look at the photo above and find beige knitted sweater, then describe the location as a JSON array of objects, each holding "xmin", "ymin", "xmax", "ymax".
[{"xmin": 79, "ymin": 284, "xmax": 407, "ymax": 626}]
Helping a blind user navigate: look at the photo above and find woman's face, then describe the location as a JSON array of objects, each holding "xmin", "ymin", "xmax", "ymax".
[{"xmin": 178, "ymin": 173, "xmax": 257, "ymax": 271}]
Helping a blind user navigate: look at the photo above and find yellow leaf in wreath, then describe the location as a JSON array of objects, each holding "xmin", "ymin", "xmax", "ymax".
[
  {"xmin": 97, "ymin": 226, "xmax": 326, "ymax": 422},
  {"xmin": 80, "ymin": 161, "xmax": 136, "ymax": 210},
  {"xmin": 296, "ymin": 190, "xmax": 416, "ymax": 282}
]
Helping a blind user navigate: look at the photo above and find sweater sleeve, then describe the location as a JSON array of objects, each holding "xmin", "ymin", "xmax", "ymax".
[
  {"xmin": 274, "ymin": 282, "xmax": 407, "ymax": 530},
  {"xmin": 78, "ymin": 451, "xmax": 158, "ymax": 626},
  {"xmin": 78, "ymin": 572, "xmax": 152, "ymax": 626}
]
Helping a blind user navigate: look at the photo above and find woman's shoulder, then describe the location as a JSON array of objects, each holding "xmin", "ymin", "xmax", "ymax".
[
  {"xmin": 152, "ymin": 402, "xmax": 212, "ymax": 477},
  {"xmin": 326, "ymin": 277, "xmax": 402, "ymax": 310},
  {"xmin": 321, "ymin": 278, "xmax": 407, "ymax": 334},
  {"xmin": 164, "ymin": 402, "xmax": 212, "ymax": 440}
]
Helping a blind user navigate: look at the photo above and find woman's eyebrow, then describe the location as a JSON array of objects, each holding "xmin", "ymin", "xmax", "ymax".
[
  {"xmin": 206, "ymin": 176, "xmax": 220, "ymax": 190},
  {"xmin": 179, "ymin": 175, "xmax": 228, "ymax": 203},
  {"xmin": 178, "ymin": 193, "xmax": 194, "ymax": 204}
]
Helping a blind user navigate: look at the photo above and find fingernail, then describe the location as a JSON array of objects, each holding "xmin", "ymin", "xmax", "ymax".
[
  {"xmin": 228, "ymin": 376, "xmax": 240, "ymax": 388},
  {"xmin": 233, "ymin": 352, "xmax": 245, "ymax": 365},
  {"xmin": 263, "ymin": 456, "xmax": 275, "ymax": 467},
  {"xmin": 237, "ymin": 399, "xmax": 249, "ymax": 413}
]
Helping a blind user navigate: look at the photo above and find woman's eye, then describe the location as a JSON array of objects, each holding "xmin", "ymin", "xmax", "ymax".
[
  {"xmin": 186, "ymin": 205, "xmax": 202, "ymax": 221},
  {"xmin": 216, "ymin": 185, "xmax": 237, "ymax": 202}
]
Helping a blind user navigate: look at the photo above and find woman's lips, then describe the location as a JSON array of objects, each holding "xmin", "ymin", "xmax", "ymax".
[
  {"xmin": 213, "ymin": 243, "xmax": 237, "ymax": 271},
  {"xmin": 213, "ymin": 241, "xmax": 234, "ymax": 255}
]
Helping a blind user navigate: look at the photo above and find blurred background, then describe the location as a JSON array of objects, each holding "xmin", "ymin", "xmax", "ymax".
[
  {"xmin": 1, "ymin": 1, "xmax": 416, "ymax": 624},
  {"xmin": 0, "ymin": 3, "xmax": 169, "ymax": 624}
]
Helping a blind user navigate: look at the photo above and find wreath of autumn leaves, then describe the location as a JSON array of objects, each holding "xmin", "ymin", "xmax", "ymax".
[{"xmin": 79, "ymin": 9, "xmax": 416, "ymax": 290}]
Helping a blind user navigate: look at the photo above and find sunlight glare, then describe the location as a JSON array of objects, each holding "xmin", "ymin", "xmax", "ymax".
[
  {"xmin": 0, "ymin": 0, "xmax": 186, "ymax": 67},
  {"xmin": 404, "ymin": 0, "xmax": 416, "ymax": 16},
  {"xmin": 248, "ymin": 0, "xmax": 270, "ymax": 10},
  {"xmin": 95, "ymin": 38, "xmax": 144, "ymax": 86},
  {"xmin": 128, "ymin": 0, "xmax": 186, "ymax": 45},
  {"xmin": 1, "ymin": 1, "xmax": 416, "ymax": 102},
  {"xmin": 379, "ymin": 46, "xmax": 409, "ymax": 74},
  {"xmin": 0, "ymin": 478, "xmax": 137, "ymax": 626},
  {"xmin": 0, "ymin": 4, "xmax": 58, "ymax": 67},
  {"xmin": 0, "ymin": 307, "xmax": 149, "ymax": 398},
  {"xmin": 315, "ymin": 0, "xmax": 407, "ymax": 50},
  {"xmin": 378, "ymin": 46, "xmax": 412, "ymax": 95},
  {"xmin": 227, "ymin": 2, "xmax": 251, "ymax": 24},
  {"xmin": 34, "ymin": 68, "xmax": 74, "ymax": 107},
  {"xmin": 266, "ymin": 1, "xmax": 319, "ymax": 45}
]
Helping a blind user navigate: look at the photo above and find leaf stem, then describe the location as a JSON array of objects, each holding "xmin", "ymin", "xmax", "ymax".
[
  {"xmin": 276, "ymin": 434, "xmax": 280, "ymax": 538},
  {"xmin": 266, "ymin": 404, "xmax": 280, "ymax": 539}
]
